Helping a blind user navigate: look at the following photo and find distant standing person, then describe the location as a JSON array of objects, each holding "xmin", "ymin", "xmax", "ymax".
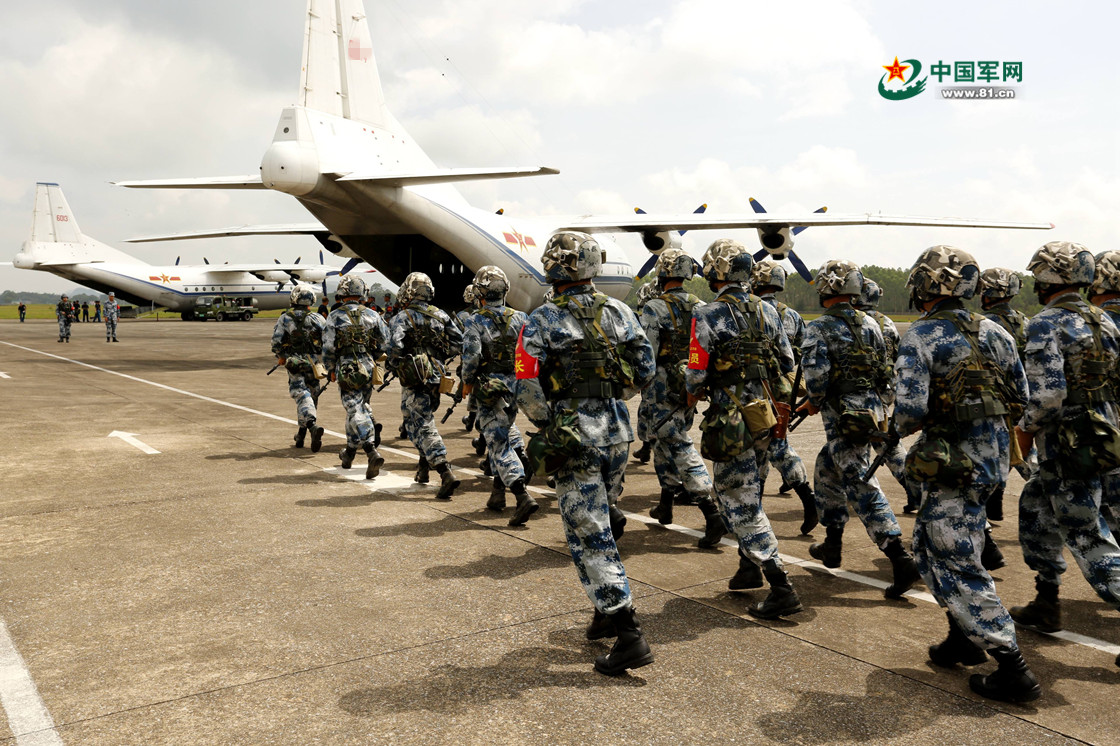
[
  {"xmin": 93, "ymin": 300, "xmax": 101, "ymax": 322},
  {"xmin": 81, "ymin": 301, "xmax": 90, "ymax": 322},
  {"xmin": 18, "ymin": 302, "xmax": 26, "ymax": 322},
  {"xmin": 104, "ymin": 292, "xmax": 119, "ymax": 342},
  {"xmin": 56, "ymin": 294, "xmax": 73, "ymax": 342}
]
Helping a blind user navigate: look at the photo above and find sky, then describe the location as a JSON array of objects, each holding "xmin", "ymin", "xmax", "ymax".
[{"xmin": 1, "ymin": 0, "xmax": 1117, "ymax": 295}]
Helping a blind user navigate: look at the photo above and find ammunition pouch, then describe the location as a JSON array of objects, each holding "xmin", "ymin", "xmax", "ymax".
[
  {"xmin": 527, "ymin": 408, "xmax": 582, "ymax": 476},
  {"xmin": 700, "ymin": 390, "xmax": 775, "ymax": 462},
  {"xmin": 836, "ymin": 409, "xmax": 883, "ymax": 447},
  {"xmin": 337, "ymin": 359, "xmax": 373, "ymax": 391},
  {"xmin": 1057, "ymin": 302, "xmax": 1117, "ymax": 409},
  {"xmin": 822, "ymin": 307, "xmax": 889, "ymax": 401},
  {"xmin": 398, "ymin": 353, "xmax": 435, "ymax": 389},
  {"xmin": 284, "ymin": 353, "xmax": 316, "ymax": 378},
  {"xmin": 1056, "ymin": 408, "xmax": 1120, "ymax": 477},
  {"xmin": 476, "ymin": 377, "xmax": 513, "ymax": 407},
  {"xmin": 905, "ymin": 432, "xmax": 974, "ymax": 487}
]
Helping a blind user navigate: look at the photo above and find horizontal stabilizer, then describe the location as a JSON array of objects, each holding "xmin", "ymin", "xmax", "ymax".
[
  {"xmin": 113, "ymin": 175, "xmax": 265, "ymax": 190},
  {"xmin": 334, "ymin": 166, "xmax": 559, "ymax": 187},
  {"xmin": 557, "ymin": 212, "xmax": 1054, "ymax": 233},
  {"xmin": 126, "ymin": 223, "xmax": 327, "ymax": 243}
]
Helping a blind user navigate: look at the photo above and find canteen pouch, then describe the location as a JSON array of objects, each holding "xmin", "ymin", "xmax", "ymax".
[
  {"xmin": 700, "ymin": 404, "xmax": 750, "ymax": 463},
  {"xmin": 1057, "ymin": 408, "xmax": 1120, "ymax": 477},
  {"xmin": 397, "ymin": 353, "xmax": 434, "ymax": 389},
  {"xmin": 905, "ymin": 436, "xmax": 974, "ymax": 487},
  {"xmin": 284, "ymin": 354, "xmax": 316, "ymax": 378},
  {"xmin": 337, "ymin": 359, "xmax": 373, "ymax": 391},
  {"xmin": 837, "ymin": 409, "xmax": 882, "ymax": 447},
  {"xmin": 476, "ymin": 377, "xmax": 513, "ymax": 407},
  {"xmin": 527, "ymin": 408, "xmax": 582, "ymax": 476}
]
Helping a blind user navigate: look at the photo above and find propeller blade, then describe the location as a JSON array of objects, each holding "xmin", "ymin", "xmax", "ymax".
[
  {"xmin": 792, "ymin": 206, "xmax": 828, "ymax": 236},
  {"xmin": 175, "ymin": 256, "xmax": 180, "ymax": 266},
  {"xmin": 634, "ymin": 207, "xmax": 647, "ymax": 215},
  {"xmin": 680, "ymin": 203, "xmax": 708, "ymax": 236},
  {"xmin": 788, "ymin": 251, "xmax": 814, "ymax": 283},
  {"xmin": 340, "ymin": 257, "xmax": 362, "ymax": 275},
  {"xmin": 495, "ymin": 208, "xmax": 504, "ymax": 215},
  {"xmin": 749, "ymin": 198, "xmax": 767, "ymax": 214},
  {"xmin": 636, "ymin": 254, "xmax": 658, "ymax": 278},
  {"xmin": 319, "ymin": 250, "xmax": 324, "ymax": 264},
  {"xmin": 753, "ymin": 249, "xmax": 770, "ymax": 261},
  {"xmin": 274, "ymin": 258, "xmax": 280, "ymax": 264},
  {"xmin": 203, "ymin": 257, "xmax": 209, "ymax": 265},
  {"xmin": 295, "ymin": 256, "xmax": 301, "ymax": 264}
]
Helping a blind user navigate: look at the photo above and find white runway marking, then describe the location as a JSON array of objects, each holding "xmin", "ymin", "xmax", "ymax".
[
  {"xmin": 5, "ymin": 340, "xmax": 1120, "ymax": 663},
  {"xmin": 107, "ymin": 430, "xmax": 160, "ymax": 455},
  {"xmin": 0, "ymin": 620, "xmax": 62, "ymax": 745},
  {"xmin": 0, "ymin": 372, "xmax": 11, "ymax": 379}
]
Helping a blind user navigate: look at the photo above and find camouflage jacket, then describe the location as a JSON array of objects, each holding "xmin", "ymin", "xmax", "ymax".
[
  {"xmin": 1097, "ymin": 298, "xmax": 1120, "ymax": 328},
  {"xmin": 271, "ymin": 308, "xmax": 326, "ymax": 359},
  {"xmin": 894, "ymin": 301, "xmax": 1028, "ymax": 486},
  {"xmin": 759, "ymin": 292, "xmax": 805, "ymax": 365},
  {"xmin": 388, "ymin": 301, "xmax": 463, "ymax": 384},
  {"xmin": 462, "ymin": 302, "xmax": 528, "ymax": 390},
  {"xmin": 322, "ymin": 301, "xmax": 390, "ymax": 371},
  {"xmin": 640, "ymin": 286, "xmax": 704, "ymax": 406},
  {"xmin": 103, "ymin": 300, "xmax": 120, "ymax": 321},
  {"xmin": 516, "ymin": 284, "xmax": 655, "ymax": 447},
  {"xmin": 982, "ymin": 302, "xmax": 1028, "ymax": 360},
  {"xmin": 801, "ymin": 302, "xmax": 888, "ymax": 424},
  {"xmin": 56, "ymin": 301, "xmax": 72, "ymax": 321}
]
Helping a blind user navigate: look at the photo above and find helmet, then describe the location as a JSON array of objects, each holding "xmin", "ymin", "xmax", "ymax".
[
  {"xmin": 336, "ymin": 274, "xmax": 366, "ymax": 299},
  {"xmin": 61, "ymin": 294, "xmax": 68, "ymax": 299},
  {"xmin": 462, "ymin": 284, "xmax": 478, "ymax": 306},
  {"xmin": 289, "ymin": 283, "xmax": 316, "ymax": 307},
  {"xmin": 1027, "ymin": 241, "xmax": 1095, "ymax": 286},
  {"xmin": 400, "ymin": 272, "xmax": 435, "ymax": 302},
  {"xmin": 906, "ymin": 246, "xmax": 980, "ymax": 302},
  {"xmin": 473, "ymin": 265, "xmax": 509, "ymax": 301},
  {"xmin": 635, "ymin": 279, "xmax": 660, "ymax": 307},
  {"xmin": 107, "ymin": 291, "xmax": 115, "ymax": 297},
  {"xmin": 979, "ymin": 268, "xmax": 1022, "ymax": 299},
  {"xmin": 701, "ymin": 239, "xmax": 754, "ymax": 284},
  {"xmin": 856, "ymin": 278, "xmax": 882, "ymax": 310},
  {"xmin": 542, "ymin": 232, "xmax": 603, "ymax": 283},
  {"xmin": 1091, "ymin": 251, "xmax": 1120, "ymax": 295},
  {"xmin": 654, "ymin": 248, "xmax": 695, "ymax": 281},
  {"xmin": 815, "ymin": 259, "xmax": 864, "ymax": 299},
  {"xmin": 751, "ymin": 259, "xmax": 787, "ymax": 292}
]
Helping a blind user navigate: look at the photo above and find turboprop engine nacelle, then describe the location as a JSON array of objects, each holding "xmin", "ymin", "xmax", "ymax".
[
  {"xmin": 641, "ymin": 230, "xmax": 683, "ymax": 255},
  {"xmin": 757, "ymin": 226, "xmax": 793, "ymax": 260},
  {"xmin": 251, "ymin": 270, "xmax": 292, "ymax": 284},
  {"xmin": 288, "ymin": 268, "xmax": 327, "ymax": 283}
]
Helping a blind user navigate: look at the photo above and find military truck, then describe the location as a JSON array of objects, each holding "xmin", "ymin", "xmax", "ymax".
[{"xmin": 182, "ymin": 296, "xmax": 259, "ymax": 321}]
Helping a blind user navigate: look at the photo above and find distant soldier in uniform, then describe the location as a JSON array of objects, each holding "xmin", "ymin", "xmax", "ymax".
[
  {"xmin": 104, "ymin": 291, "xmax": 119, "ymax": 342},
  {"xmin": 800, "ymin": 260, "xmax": 920, "ymax": 599},
  {"xmin": 895, "ymin": 246, "xmax": 1039, "ymax": 703},
  {"xmin": 81, "ymin": 301, "xmax": 89, "ymax": 322},
  {"xmin": 1012, "ymin": 242, "xmax": 1120, "ymax": 664},
  {"xmin": 323, "ymin": 274, "xmax": 389, "ymax": 479},
  {"xmin": 462, "ymin": 266, "xmax": 537, "ymax": 525},
  {"xmin": 1087, "ymin": 251, "xmax": 1120, "ymax": 536},
  {"xmin": 18, "ymin": 301, "xmax": 26, "ymax": 322},
  {"xmin": 93, "ymin": 300, "xmax": 101, "ymax": 322},
  {"xmin": 56, "ymin": 294, "xmax": 72, "ymax": 342},
  {"xmin": 516, "ymin": 232, "xmax": 656, "ymax": 675},
  {"xmin": 751, "ymin": 259, "xmax": 818, "ymax": 536},
  {"xmin": 457, "ymin": 284, "xmax": 482, "ymax": 437},
  {"xmin": 686, "ymin": 240, "xmax": 803, "ymax": 615},
  {"xmin": 272, "ymin": 284, "xmax": 328, "ymax": 452},
  {"xmin": 632, "ymin": 279, "xmax": 661, "ymax": 467},
  {"xmin": 388, "ymin": 272, "xmax": 463, "ymax": 499}
]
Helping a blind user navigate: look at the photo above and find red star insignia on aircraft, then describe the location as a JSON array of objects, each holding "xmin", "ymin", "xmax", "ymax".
[
  {"xmin": 159, "ymin": 273, "xmax": 171, "ymax": 283},
  {"xmin": 883, "ymin": 56, "xmax": 910, "ymax": 83}
]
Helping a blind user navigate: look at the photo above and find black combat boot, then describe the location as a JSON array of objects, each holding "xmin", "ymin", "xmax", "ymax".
[
  {"xmin": 508, "ymin": 480, "xmax": 539, "ymax": 526},
  {"xmin": 310, "ymin": 424, "xmax": 324, "ymax": 453},
  {"xmin": 398, "ymin": 423, "xmax": 408, "ymax": 440},
  {"xmin": 586, "ymin": 609, "xmax": 617, "ymax": 640},
  {"xmin": 363, "ymin": 442, "xmax": 384, "ymax": 479},
  {"xmin": 929, "ymin": 612, "xmax": 989, "ymax": 667},
  {"xmin": 293, "ymin": 427, "xmax": 307, "ymax": 449},
  {"xmin": 515, "ymin": 447, "xmax": 532, "ymax": 484},
  {"xmin": 729, "ymin": 547, "xmax": 764, "ymax": 591},
  {"xmin": 479, "ymin": 457, "xmax": 493, "ymax": 477},
  {"xmin": 339, "ymin": 446, "xmax": 356, "ymax": 469},
  {"xmin": 649, "ymin": 487, "xmax": 680, "ymax": 525},
  {"xmin": 609, "ymin": 505, "xmax": 627, "ymax": 540},
  {"xmin": 593, "ymin": 606, "xmax": 654, "ymax": 675},
  {"xmin": 778, "ymin": 481, "xmax": 792, "ymax": 495},
  {"xmin": 462, "ymin": 410, "xmax": 477, "ymax": 432},
  {"xmin": 414, "ymin": 457, "xmax": 430, "ymax": 484},
  {"xmin": 697, "ymin": 498, "xmax": 727, "ymax": 549},
  {"xmin": 472, "ymin": 435, "xmax": 487, "ymax": 456},
  {"xmin": 632, "ymin": 441, "xmax": 651, "ymax": 464},
  {"xmin": 809, "ymin": 525, "xmax": 843, "ymax": 568},
  {"xmin": 883, "ymin": 537, "xmax": 921, "ymax": 599},
  {"xmin": 986, "ymin": 486, "xmax": 1005, "ymax": 522},
  {"xmin": 435, "ymin": 463, "xmax": 460, "ymax": 500},
  {"xmin": 748, "ymin": 560, "xmax": 804, "ymax": 619},
  {"xmin": 903, "ymin": 481, "xmax": 922, "ymax": 514},
  {"xmin": 486, "ymin": 476, "xmax": 506, "ymax": 512},
  {"xmin": 968, "ymin": 647, "xmax": 1041, "ymax": 703},
  {"xmin": 1010, "ymin": 579, "xmax": 1061, "ymax": 633},
  {"xmin": 373, "ymin": 422, "xmax": 383, "ymax": 448},
  {"xmin": 793, "ymin": 482, "xmax": 819, "ymax": 536},
  {"xmin": 980, "ymin": 528, "xmax": 1006, "ymax": 571}
]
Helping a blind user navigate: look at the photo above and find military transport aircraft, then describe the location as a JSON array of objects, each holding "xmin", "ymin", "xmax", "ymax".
[
  {"xmin": 12, "ymin": 183, "xmax": 346, "ymax": 315},
  {"xmin": 117, "ymin": 0, "xmax": 1052, "ymax": 310}
]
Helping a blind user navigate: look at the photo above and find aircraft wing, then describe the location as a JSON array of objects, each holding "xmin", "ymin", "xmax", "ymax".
[
  {"xmin": 555, "ymin": 213, "xmax": 1054, "ymax": 233},
  {"xmin": 200, "ymin": 263, "xmax": 336, "ymax": 274},
  {"xmin": 114, "ymin": 175, "xmax": 265, "ymax": 189},
  {"xmin": 125, "ymin": 223, "xmax": 328, "ymax": 243},
  {"xmin": 333, "ymin": 166, "xmax": 559, "ymax": 186}
]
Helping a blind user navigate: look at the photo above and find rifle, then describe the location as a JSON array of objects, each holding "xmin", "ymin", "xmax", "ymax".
[
  {"xmin": 266, "ymin": 363, "xmax": 281, "ymax": 375},
  {"xmin": 652, "ymin": 403, "xmax": 686, "ymax": 434},
  {"xmin": 376, "ymin": 372, "xmax": 397, "ymax": 392},
  {"xmin": 440, "ymin": 384, "xmax": 464, "ymax": 424},
  {"xmin": 861, "ymin": 428, "xmax": 901, "ymax": 483},
  {"xmin": 786, "ymin": 396, "xmax": 812, "ymax": 432}
]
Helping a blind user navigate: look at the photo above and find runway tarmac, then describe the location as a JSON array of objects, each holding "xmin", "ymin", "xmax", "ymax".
[{"xmin": 1, "ymin": 318, "xmax": 1117, "ymax": 744}]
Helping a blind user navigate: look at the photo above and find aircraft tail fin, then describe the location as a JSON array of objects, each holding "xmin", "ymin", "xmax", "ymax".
[
  {"xmin": 30, "ymin": 182, "xmax": 82, "ymax": 244},
  {"xmin": 300, "ymin": 0, "xmax": 390, "ymax": 127},
  {"xmin": 19, "ymin": 183, "xmax": 143, "ymax": 267}
]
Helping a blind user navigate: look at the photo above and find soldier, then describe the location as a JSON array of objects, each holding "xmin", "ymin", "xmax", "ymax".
[
  {"xmin": 632, "ymin": 278, "xmax": 661, "ymax": 468},
  {"xmin": 515, "ymin": 231, "xmax": 656, "ymax": 675},
  {"xmin": 895, "ymin": 246, "xmax": 1039, "ymax": 703},
  {"xmin": 323, "ymin": 274, "xmax": 389, "ymax": 479},
  {"xmin": 751, "ymin": 259, "xmax": 818, "ymax": 536},
  {"xmin": 686, "ymin": 239, "xmax": 803, "ymax": 615},
  {"xmin": 1012, "ymin": 242, "xmax": 1120, "ymax": 663},
  {"xmin": 56, "ymin": 294, "xmax": 72, "ymax": 342},
  {"xmin": 81, "ymin": 301, "xmax": 89, "ymax": 322},
  {"xmin": 18, "ymin": 301, "xmax": 26, "ymax": 323},
  {"xmin": 1087, "ymin": 251, "xmax": 1120, "ymax": 537},
  {"xmin": 461, "ymin": 266, "xmax": 537, "ymax": 525},
  {"xmin": 104, "ymin": 291, "xmax": 119, "ymax": 342},
  {"xmin": 388, "ymin": 272, "xmax": 463, "ymax": 499},
  {"xmin": 800, "ymin": 260, "xmax": 920, "ymax": 599},
  {"xmin": 640, "ymin": 249, "xmax": 725, "ymax": 543},
  {"xmin": 93, "ymin": 300, "xmax": 101, "ymax": 322},
  {"xmin": 272, "ymin": 284, "xmax": 328, "ymax": 452},
  {"xmin": 457, "ymin": 285, "xmax": 482, "ymax": 438}
]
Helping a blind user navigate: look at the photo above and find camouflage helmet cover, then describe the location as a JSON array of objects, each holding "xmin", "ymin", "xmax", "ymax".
[
  {"xmin": 978, "ymin": 267, "xmax": 1022, "ymax": 299},
  {"xmin": 542, "ymin": 231, "xmax": 603, "ymax": 283},
  {"xmin": 289, "ymin": 283, "xmax": 317, "ymax": 307},
  {"xmin": 906, "ymin": 245, "xmax": 980, "ymax": 301},
  {"xmin": 473, "ymin": 265, "xmax": 510, "ymax": 301},
  {"xmin": 1090, "ymin": 250, "xmax": 1120, "ymax": 295},
  {"xmin": 400, "ymin": 272, "xmax": 435, "ymax": 302},
  {"xmin": 336, "ymin": 274, "xmax": 366, "ymax": 298},
  {"xmin": 462, "ymin": 283, "xmax": 478, "ymax": 305},
  {"xmin": 654, "ymin": 248, "xmax": 695, "ymax": 281},
  {"xmin": 1027, "ymin": 241, "xmax": 1095, "ymax": 286},
  {"xmin": 701, "ymin": 239, "xmax": 754, "ymax": 284},
  {"xmin": 635, "ymin": 279, "xmax": 661, "ymax": 307},
  {"xmin": 856, "ymin": 278, "xmax": 882, "ymax": 309},
  {"xmin": 815, "ymin": 259, "xmax": 865, "ymax": 298},
  {"xmin": 751, "ymin": 259, "xmax": 787, "ymax": 292}
]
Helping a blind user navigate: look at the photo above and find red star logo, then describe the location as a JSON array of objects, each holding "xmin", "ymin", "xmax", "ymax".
[
  {"xmin": 883, "ymin": 56, "xmax": 910, "ymax": 83},
  {"xmin": 159, "ymin": 273, "xmax": 171, "ymax": 283}
]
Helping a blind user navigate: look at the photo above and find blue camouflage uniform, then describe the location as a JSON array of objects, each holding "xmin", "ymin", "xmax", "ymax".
[
  {"xmin": 323, "ymin": 301, "xmax": 390, "ymax": 450},
  {"xmin": 894, "ymin": 300, "xmax": 1027, "ymax": 650},
  {"xmin": 1017, "ymin": 293, "xmax": 1120, "ymax": 606},
  {"xmin": 104, "ymin": 297, "xmax": 119, "ymax": 341},
  {"xmin": 516, "ymin": 284, "xmax": 655, "ymax": 614},
  {"xmin": 389, "ymin": 301, "xmax": 463, "ymax": 467},
  {"xmin": 866, "ymin": 309, "xmax": 911, "ymax": 491},
  {"xmin": 271, "ymin": 308, "xmax": 327, "ymax": 429},
  {"xmin": 982, "ymin": 301, "xmax": 1038, "ymax": 483},
  {"xmin": 56, "ymin": 300, "xmax": 72, "ymax": 341},
  {"xmin": 686, "ymin": 285, "xmax": 793, "ymax": 568},
  {"xmin": 755, "ymin": 292, "xmax": 809, "ymax": 491},
  {"xmin": 1094, "ymin": 297, "xmax": 1120, "ymax": 536}
]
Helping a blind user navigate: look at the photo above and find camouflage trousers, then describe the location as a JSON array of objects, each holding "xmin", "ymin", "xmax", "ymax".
[
  {"xmin": 651, "ymin": 404, "xmax": 712, "ymax": 496},
  {"xmin": 872, "ymin": 437, "xmax": 909, "ymax": 491},
  {"xmin": 636, "ymin": 392, "xmax": 653, "ymax": 442},
  {"xmin": 814, "ymin": 435, "xmax": 902, "ymax": 546},
  {"xmin": 556, "ymin": 443, "xmax": 632, "ymax": 615},
  {"xmin": 401, "ymin": 386, "xmax": 448, "ymax": 467},
  {"xmin": 105, "ymin": 317, "xmax": 118, "ymax": 340},
  {"xmin": 756, "ymin": 437, "xmax": 809, "ymax": 491},
  {"xmin": 288, "ymin": 372, "xmax": 322, "ymax": 428},
  {"xmin": 340, "ymin": 383, "xmax": 375, "ymax": 449},
  {"xmin": 480, "ymin": 395, "xmax": 525, "ymax": 486},
  {"xmin": 1100, "ymin": 471, "xmax": 1120, "ymax": 537},
  {"xmin": 913, "ymin": 483, "xmax": 1018, "ymax": 651},
  {"xmin": 713, "ymin": 446, "xmax": 783, "ymax": 569},
  {"xmin": 57, "ymin": 318, "xmax": 70, "ymax": 339},
  {"xmin": 1019, "ymin": 461, "xmax": 1120, "ymax": 607}
]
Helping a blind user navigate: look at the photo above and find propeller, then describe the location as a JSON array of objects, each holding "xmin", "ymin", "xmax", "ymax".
[
  {"xmin": 747, "ymin": 198, "xmax": 825, "ymax": 282},
  {"xmin": 634, "ymin": 203, "xmax": 707, "ymax": 277},
  {"xmin": 203, "ymin": 257, "xmax": 209, "ymax": 265},
  {"xmin": 174, "ymin": 256, "xmax": 180, "ymax": 266}
]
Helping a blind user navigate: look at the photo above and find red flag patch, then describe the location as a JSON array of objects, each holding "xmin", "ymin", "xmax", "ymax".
[
  {"xmin": 515, "ymin": 326, "xmax": 539, "ymax": 380},
  {"xmin": 688, "ymin": 317, "xmax": 709, "ymax": 370}
]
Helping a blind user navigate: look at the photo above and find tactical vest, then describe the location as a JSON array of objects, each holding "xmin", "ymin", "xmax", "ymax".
[
  {"xmin": 541, "ymin": 292, "xmax": 631, "ymax": 400},
  {"xmin": 476, "ymin": 306, "xmax": 517, "ymax": 376},
  {"xmin": 708, "ymin": 295, "xmax": 779, "ymax": 390},
  {"xmin": 282, "ymin": 309, "xmax": 320, "ymax": 356},
  {"xmin": 822, "ymin": 306, "xmax": 889, "ymax": 398},
  {"xmin": 1056, "ymin": 301, "xmax": 1115, "ymax": 407},
  {"xmin": 870, "ymin": 311, "xmax": 898, "ymax": 368},
  {"xmin": 985, "ymin": 304, "xmax": 1027, "ymax": 355},
  {"xmin": 656, "ymin": 292, "xmax": 700, "ymax": 364},
  {"xmin": 335, "ymin": 306, "xmax": 375, "ymax": 356},
  {"xmin": 924, "ymin": 309, "xmax": 1015, "ymax": 423},
  {"xmin": 403, "ymin": 304, "xmax": 453, "ymax": 360}
]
